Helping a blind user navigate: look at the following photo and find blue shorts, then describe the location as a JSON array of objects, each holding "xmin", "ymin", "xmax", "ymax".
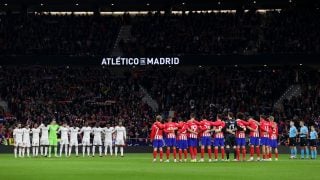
[
  {"xmin": 236, "ymin": 138, "xmax": 246, "ymax": 146},
  {"xmin": 177, "ymin": 140, "xmax": 188, "ymax": 149},
  {"xmin": 260, "ymin": 137, "xmax": 270, "ymax": 146},
  {"xmin": 188, "ymin": 138, "xmax": 198, "ymax": 147},
  {"xmin": 213, "ymin": 138, "xmax": 225, "ymax": 147},
  {"xmin": 201, "ymin": 136, "xmax": 212, "ymax": 146},
  {"xmin": 165, "ymin": 138, "xmax": 176, "ymax": 147},
  {"xmin": 250, "ymin": 137, "xmax": 260, "ymax": 146},
  {"xmin": 269, "ymin": 139, "xmax": 278, "ymax": 148},
  {"xmin": 153, "ymin": 139, "xmax": 164, "ymax": 148}
]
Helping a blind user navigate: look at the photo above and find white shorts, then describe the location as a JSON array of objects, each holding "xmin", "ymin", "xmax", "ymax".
[
  {"xmin": 32, "ymin": 139, "xmax": 40, "ymax": 146},
  {"xmin": 82, "ymin": 138, "xmax": 91, "ymax": 146},
  {"xmin": 40, "ymin": 139, "xmax": 49, "ymax": 146},
  {"xmin": 14, "ymin": 139, "xmax": 23, "ymax": 147},
  {"xmin": 60, "ymin": 138, "xmax": 69, "ymax": 145},
  {"xmin": 115, "ymin": 139, "xmax": 125, "ymax": 146},
  {"xmin": 70, "ymin": 139, "xmax": 79, "ymax": 146},
  {"xmin": 23, "ymin": 141, "xmax": 31, "ymax": 148},
  {"xmin": 93, "ymin": 138, "xmax": 102, "ymax": 146},
  {"xmin": 104, "ymin": 141, "xmax": 113, "ymax": 146}
]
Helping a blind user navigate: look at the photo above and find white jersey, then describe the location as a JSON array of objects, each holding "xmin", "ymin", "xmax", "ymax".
[
  {"xmin": 13, "ymin": 128, "xmax": 23, "ymax": 146},
  {"xmin": 92, "ymin": 127, "xmax": 103, "ymax": 145},
  {"xmin": 69, "ymin": 127, "xmax": 79, "ymax": 146},
  {"xmin": 31, "ymin": 128, "xmax": 41, "ymax": 146},
  {"xmin": 59, "ymin": 127, "xmax": 69, "ymax": 145},
  {"xmin": 103, "ymin": 127, "xmax": 114, "ymax": 142},
  {"xmin": 80, "ymin": 126, "xmax": 92, "ymax": 139},
  {"xmin": 92, "ymin": 127, "xmax": 103, "ymax": 140},
  {"xmin": 70, "ymin": 127, "xmax": 79, "ymax": 140},
  {"xmin": 40, "ymin": 125, "xmax": 49, "ymax": 140},
  {"xmin": 59, "ymin": 127, "xmax": 69, "ymax": 140},
  {"xmin": 80, "ymin": 126, "xmax": 92, "ymax": 146},
  {"xmin": 114, "ymin": 126, "xmax": 126, "ymax": 145},
  {"xmin": 22, "ymin": 128, "xmax": 31, "ymax": 147}
]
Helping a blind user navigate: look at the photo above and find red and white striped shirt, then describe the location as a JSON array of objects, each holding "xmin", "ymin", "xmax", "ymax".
[
  {"xmin": 236, "ymin": 131, "xmax": 246, "ymax": 138},
  {"xmin": 187, "ymin": 120, "xmax": 199, "ymax": 139},
  {"xmin": 213, "ymin": 120, "xmax": 225, "ymax": 138},
  {"xmin": 164, "ymin": 122, "xmax": 177, "ymax": 138},
  {"xmin": 269, "ymin": 122, "xmax": 278, "ymax": 140},
  {"xmin": 200, "ymin": 120, "xmax": 212, "ymax": 137},
  {"xmin": 260, "ymin": 120, "xmax": 270, "ymax": 138},
  {"xmin": 236, "ymin": 119, "xmax": 248, "ymax": 139},
  {"xmin": 177, "ymin": 123, "xmax": 188, "ymax": 140},
  {"xmin": 150, "ymin": 122, "xmax": 164, "ymax": 140},
  {"xmin": 248, "ymin": 119, "xmax": 259, "ymax": 137}
]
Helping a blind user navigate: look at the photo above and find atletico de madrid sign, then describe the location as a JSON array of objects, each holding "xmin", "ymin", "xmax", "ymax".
[{"xmin": 101, "ymin": 57, "xmax": 180, "ymax": 66}]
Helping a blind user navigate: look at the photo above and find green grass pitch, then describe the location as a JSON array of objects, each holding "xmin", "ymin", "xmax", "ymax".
[{"xmin": 0, "ymin": 153, "xmax": 319, "ymax": 180}]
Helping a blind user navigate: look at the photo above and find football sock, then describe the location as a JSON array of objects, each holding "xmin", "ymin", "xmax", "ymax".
[
  {"xmin": 256, "ymin": 147, "xmax": 260, "ymax": 158},
  {"xmin": 159, "ymin": 150, "xmax": 163, "ymax": 160},
  {"xmin": 221, "ymin": 148, "xmax": 225, "ymax": 159},
  {"xmin": 214, "ymin": 148, "xmax": 218, "ymax": 159},
  {"xmin": 166, "ymin": 149, "xmax": 170, "ymax": 159},
  {"xmin": 250, "ymin": 146, "xmax": 254, "ymax": 157},
  {"xmin": 305, "ymin": 148, "xmax": 309, "ymax": 158},
  {"xmin": 178, "ymin": 149, "xmax": 182, "ymax": 160},
  {"xmin": 201, "ymin": 148, "xmax": 205, "ymax": 159},
  {"xmin": 226, "ymin": 148, "xmax": 230, "ymax": 159},
  {"xmin": 120, "ymin": 147, "xmax": 124, "ymax": 156},
  {"xmin": 183, "ymin": 149, "xmax": 188, "ymax": 159},
  {"xmin": 153, "ymin": 150, "xmax": 157, "ymax": 159},
  {"xmin": 208, "ymin": 148, "xmax": 212, "ymax": 159},
  {"xmin": 189, "ymin": 147, "xmax": 194, "ymax": 159}
]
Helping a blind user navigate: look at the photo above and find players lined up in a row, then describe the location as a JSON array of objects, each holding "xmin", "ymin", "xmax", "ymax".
[
  {"xmin": 12, "ymin": 120, "xmax": 127, "ymax": 158},
  {"xmin": 150, "ymin": 112, "xmax": 318, "ymax": 162}
]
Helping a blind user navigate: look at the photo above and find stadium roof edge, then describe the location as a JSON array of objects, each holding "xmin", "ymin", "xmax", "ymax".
[{"xmin": 0, "ymin": 0, "xmax": 318, "ymax": 13}]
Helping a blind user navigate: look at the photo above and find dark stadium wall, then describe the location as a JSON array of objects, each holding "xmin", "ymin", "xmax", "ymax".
[
  {"xmin": 0, "ymin": 54, "xmax": 319, "ymax": 66},
  {"xmin": 0, "ymin": 145, "xmax": 318, "ymax": 154}
]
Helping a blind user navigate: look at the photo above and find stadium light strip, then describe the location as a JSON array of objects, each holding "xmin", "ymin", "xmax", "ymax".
[{"xmin": 35, "ymin": 9, "xmax": 282, "ymax": 16}]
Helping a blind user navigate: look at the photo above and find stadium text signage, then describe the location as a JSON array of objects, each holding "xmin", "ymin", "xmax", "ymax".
[{"xmin": 101, "ymin": 57, "xmax": 180, "ymax": 66}]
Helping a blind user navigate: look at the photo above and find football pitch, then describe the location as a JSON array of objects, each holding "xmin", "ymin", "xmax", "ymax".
[{"xmin": 0, "ymin": 153, "xmax": 319, "ymax": 180}]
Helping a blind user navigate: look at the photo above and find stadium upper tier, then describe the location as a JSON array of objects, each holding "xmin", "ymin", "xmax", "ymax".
[{"xmin": 0, "ymin": 8, "xmax": 320, "ymax": 56}]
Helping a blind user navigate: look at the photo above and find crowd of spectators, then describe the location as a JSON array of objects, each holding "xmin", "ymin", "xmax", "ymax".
[
  {"xmin": 121, "ymin": 8, "xmax": 320, "ymax": 56},
  {"xmin": 1, "ymin": 8, "xmax": 319, "ymax": 56},
  {"xmin": 0, "ymin": 14, "xmax": 122, "ymax": 56},
  {"xmin": 0, "ymin": 66, "xmax": 319, "ymax": 145}
]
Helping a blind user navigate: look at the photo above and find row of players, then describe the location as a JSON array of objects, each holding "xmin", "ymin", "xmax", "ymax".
[
  {"xmin": 150, "ymin": 112, "xmax": 318, "ymax": 162},
  {"xmin": 12, "ymin": 120, "xmax": 127, "ymax": 158}
]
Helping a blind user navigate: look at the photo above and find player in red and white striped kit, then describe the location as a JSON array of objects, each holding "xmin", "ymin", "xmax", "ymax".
[
  {"xmin": 247, "ymin": 117, "xmax": 261, "ymax": 161},
  {"xmin": 235, "ymin": 112, "xmax": 248, "ymax": 161},
  {"xmin": 199, "ymin": 115, "xmax": 214, "ymax": 162},
  {"xmin": 260, "ymin": 115, "xmax": 271, "ymax": 161},
  {"xmin": 268, "ymin": 116, "xmax": 279, "ymax": 161},
  {"xmin": 150, "ymin": 115, "xmax": 165, "ymax": 162},
  {"xmin": 176, "ymin": 121, "xmax": 189, "ymax": 162},
  {"xmin": 187, "ymin": 113, "xmax": 200, "ymax": 162},
  {"xmin": 163, "ymin": 116, "xmax": 178, "ymax": 162},
  {"xmin": 212, "ymin": 114, "xmax": 226, "ymax": 161}
]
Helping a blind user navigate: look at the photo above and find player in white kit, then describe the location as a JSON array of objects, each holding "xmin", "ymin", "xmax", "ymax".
[
  {"xmin": 103, "ymin": 124, "xmax": 114, "ymax": 156},
  {"xmin": 80, "ymin": 122, "xmax": 92, "ymax": 157},
  {"xmin": 22, "ymin": 124, "xmax": 31, "ymax": 157},
  {"xmin": 31, "ymin": 123, "xmax": 41, "ymax": 157},
  {"xmin": 69, "ymin": 124, "xmax": 80, "ymax": 157},
  {"xmin": 13, "ymin": 123, "xmax": 24, "ymax": 158},
  {"xmin": 58, "ymin": 122, "xmax": 69, "ymax": 157},
  {"xmin": 92, "ymin": 123, "xmax": 103, "ymax": 157},
  {"xmin": 114, "ymin": 121, "xmax": 126, "ymax": 157},
  {"xmin": 39, "ymin": 123, "xmax": 49, "ymax": 156}
]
